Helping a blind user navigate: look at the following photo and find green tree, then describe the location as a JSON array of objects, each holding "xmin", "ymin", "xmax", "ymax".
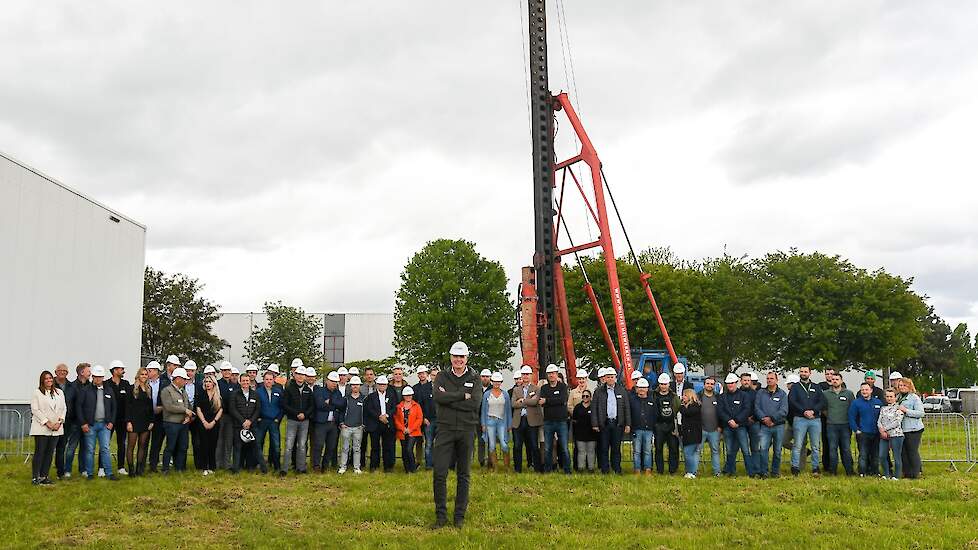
[
  {"xmin": 142, "ymin": 267, "xmax": 226, "ymax": 365},
  {"xmin": 698, "ymin": 253, "xmax": 764, "ymax": 371},
  {"xmin": 244, "ymin": 301, "xmax": 325, "ymax": 371},
  {"xmin": 945, "ymin": 323, "xmax": 978, "ymax": 388},
  {"xmin": 394, "ymin": 239, "xmax": 516, "ymax": 370}
]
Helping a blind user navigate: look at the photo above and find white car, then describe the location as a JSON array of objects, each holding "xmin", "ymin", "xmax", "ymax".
[{"xmin": 922, "ymin": 396, "xmax": 952, "ymax": 413}]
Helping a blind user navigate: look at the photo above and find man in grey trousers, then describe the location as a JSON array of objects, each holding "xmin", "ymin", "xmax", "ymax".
[{"xmin": 280, "ymin": 363, "xmax": 314, "ymax": 476}]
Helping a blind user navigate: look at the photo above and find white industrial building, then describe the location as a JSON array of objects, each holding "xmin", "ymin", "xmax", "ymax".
[{"xmin": 0, "ymin": 151, "xmax": 146, "ymax": 405}]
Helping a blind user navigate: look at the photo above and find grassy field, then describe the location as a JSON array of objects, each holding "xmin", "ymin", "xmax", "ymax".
[{"xmin": 3, "ymin": 455, "xmax": 977, "ymax": 550}]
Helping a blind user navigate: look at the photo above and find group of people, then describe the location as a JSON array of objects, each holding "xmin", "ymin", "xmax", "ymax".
[{"xmin": 29, "ymin": 351, "xmax": 927, "ymax": 489}]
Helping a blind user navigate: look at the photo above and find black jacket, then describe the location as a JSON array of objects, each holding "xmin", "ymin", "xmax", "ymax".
[
  {"xmin": 364, "ymin": 389, "xmax": 400, "ymax": 433},
  {"xmin": 282, "ymin": 380, "xmax": 314, "ymax": 421},
  {"xmin": 75, "ymin": 383, "xmax": 117, "ymax": 427},
  {"xmin": 64, "ymin": 379, "xmax": 88, "ymax": 423},
  {"xmin": 228, "ymin": 388, "xmax": 261, "ymax": 427},
  {"xmin": 653, "ymin": 391, "xmax": 680, "ymax": 428},
  {"xmin": 105, "ymin": 378, "xmax": 133, "ymax": 423},
  {"xmin": 126, "ymin": 387, "xmax": 155, "ymax": 431},
  {"xmin": 591, "ymin": 383, "xmax": 631, "ymax": 429},
  {"xmin": 669, "ymin": 379, "xmax": 695, "ymax": 395},
  {"xmin": 539, "ymin": 381, "xmax": 569, "ymax": 421},
  {"xmin": 432, "ymin": 368, "xmax": 480, "ymax": 431},
  {"xmin": 313, "ymin": 385, "xmax": 347, "ymax": 424},
  {"xmin": 679, "ymin": 402, "xmax": 703, "ymax": 446},
  {"xmin": 413, "ymin": 381, "xmax": 436, "ymax": 422},
  {"xmin": 718, "ymin": 388, "xmax": 751, "ymax": 427},
  {"xmin": 788, "ymin": 380, "xmax": 826, "ymax": 420},
  {"xmin": 572, "ymin": 403, "xmax": 597, "ymax": 441},
  {"xmin": 629, "ymin": 392, "xmax": 658, "ymax": 431}
]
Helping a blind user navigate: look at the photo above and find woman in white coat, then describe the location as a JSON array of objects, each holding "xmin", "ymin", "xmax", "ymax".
[{"xmin": 30, "ymin": 370, "xmax": 67, "ymax": 485}]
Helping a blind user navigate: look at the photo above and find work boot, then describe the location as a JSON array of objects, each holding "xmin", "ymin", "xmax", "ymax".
[
  {"xmin": 487, "ymin": 454, "xmax": 496, "ymax": 471},
  {"xmin": 503, "ymin": 452, "xmax": 510, "ymax": 470}
]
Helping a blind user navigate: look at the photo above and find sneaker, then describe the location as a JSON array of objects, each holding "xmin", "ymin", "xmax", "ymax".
[
  {"xmin": 812, "ymin": 469, "xmax": 821, "ymax": 478},
  {"xmin": 202, "ymin": 470, "xmax": 209, "ymax": 476},
  {"xmin": 40, "ymin": 478, "xmax": 54, "ymax": 485},
  {"xmin": 354, "ymin": 469, "xmax": 363, "ymax": 475},
  {"xmin": 684, "ymin": 473, "xmax": 695, "ymax": 479},
  {"xmin": 97, "ymin": 468, "xmax": 106, "ymax": 478},
  {"xmin": 714, "ymin": 473, "xmax": 721, "ymax": 478},
  {"xmin": 63, "ymin": 473, "xmax": 71, "ymax": 479},
  {"xmin": 891, "ymin": 477, "xmax": 900, "ymax": 481},
  {"xmin": 338, "ymin": 468, "xmax": 346, "ymax": 475},
  {"xmin": 31, "ymin": 478, "xmax": 40, "ymax": 486},
  {"xmin": 117, "ymin": 468, "xmax": 128, "ymax": 476}
]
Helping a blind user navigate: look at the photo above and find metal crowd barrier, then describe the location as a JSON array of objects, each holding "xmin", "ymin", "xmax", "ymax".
[
  {"xmin": 0, "ymin": 409, "xmax": 27, "ymax": 460},
  {"xmin": 919, "ymin": 413, "xmax": 971, "ymax": 470}
]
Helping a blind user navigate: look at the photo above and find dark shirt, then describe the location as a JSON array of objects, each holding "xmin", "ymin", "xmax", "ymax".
[{"xmin": 539, "ymin": 381, "xmax": 569, "ymax": 421}]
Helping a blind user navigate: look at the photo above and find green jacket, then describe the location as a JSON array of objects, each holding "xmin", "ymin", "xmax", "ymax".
[
  {"xmin": 433, "ymin": 367, "xmax": 480, "ymax": 431},
  {"xmin": 823, "ymin": 388, "xmax": 854, "ymax": 425}
]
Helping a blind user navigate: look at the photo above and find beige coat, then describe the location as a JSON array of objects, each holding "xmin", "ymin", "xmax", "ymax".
[
  {"xmin": 510, "ymin": 383, "xmax": 544, "ymax": 428},
  {"xmin": 30, "ymin": 389, "xmax": 67, "ymax": 436}
]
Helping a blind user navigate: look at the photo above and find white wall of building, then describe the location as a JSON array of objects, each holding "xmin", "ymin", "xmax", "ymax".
[{"xmin": 0, "ymin": 152, "xmax": 145, "ymax": 404}]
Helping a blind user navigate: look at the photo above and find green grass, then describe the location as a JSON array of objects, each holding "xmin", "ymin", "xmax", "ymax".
[{"xmin": 3, "ymin": 457, "xmax": 977, "ymax": 549}]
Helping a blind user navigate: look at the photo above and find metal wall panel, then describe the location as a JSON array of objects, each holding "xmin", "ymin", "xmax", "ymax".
[{"xmin": 0, "ymin": 152, "xmax": 145, "ymax": 404}]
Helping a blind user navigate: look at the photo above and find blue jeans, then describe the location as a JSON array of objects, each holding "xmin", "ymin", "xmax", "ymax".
[
  {"xmin": 702, "ymin": 430, "xmax": 721, "ymax": 475},
  {"xmin": 723, "ymin": 425, "xmax": 752, "ymax": 475},
  {"xmin": 424, "ymin": 422, "xmax": 437, "ymax": 468},
  {"xmin": 484, "ymin": 417, "xmax": 509, "ymax": 453},
  {"xmin": 747, "ymin": 422, "xmax": 762, "ymax": 474},
  {"xmin": 826, "ymin": 424, "xmax": 854, "ymax": 474},
  {"xmin": 683, "ymin": 443, "xmax": 702, "ymax": 475},
  {"xmin": 64, "ymin": 422, "xmax": 88, "ymax": 475},
  {"xmin": 543, "ymin": 420, "xmax": 571, "ymax": 474},
  {"xmin": 632, "ymin": 429, "xmax": 653, "ymax": 471},
  {"xmin": 254, "ymin": 418, "xmax": 281, "ymax": 470},
  {"xmin": 791, "ymin": 417, "xmax": 821, "ymax": 471},
  {"xmin": 83, "ymin": 421, "xmax": 113, "ymax": 478},
  {"xmin": 879, "ymin": 436, "xmax": 904, "ymax": 478},
  {"xmin": 162, "ymin": 422, "xmax": 189, "ymax": 471},
  {"xmin": 757, "ymin": 423, "xmax": 786, "ymax": 476}
]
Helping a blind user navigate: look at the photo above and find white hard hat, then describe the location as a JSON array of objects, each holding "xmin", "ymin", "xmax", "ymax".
[
  {"xmin": 630, "ymin": 370, "xmax": 642, "ymax": 380},
  {"xmin": 306, "ymin": 368, "xmax": 317, "ymax": 378},
  {"xmin": 230, "ymin": 367, "xmax": 240, "ymax": 375},
  {"xmin": 165, "ymin": 355, "xmax": 180, "ymax": 365},
  {"xmin": 597, "ymin": 367, "xmax": 609, "ymax": 378},
  {"xmin": 490, "ymin": 372, "xmax": 503, "ymax": 382},
  {"xmin": 146, "ymin": 361, "xmax": 161, "ymax": 371},
  {"xmin": 576, "ymin": 370, "xmax": 588, "ymax": 379},
  {"xmin": 327, "ymin": 371, "xmax": 340, "ymax": 382},
  {"xmin": 246, "ymin": 364, "xmax": 258, "ymax": 372},
  {"xmin": 291, "ymin": 358, "xmax": 304, "ymax": 368},
  {"xmin": 636, "ymin": 378, "xmax": 650, "ymax": 388},
  {"xmin": 724, "ymin": 373, "xmax": 739, "ymax": 384},
  {"xmin": 402, "ymin": 386, "xmax": 415, "ymax": 396},
  {"xmin": 376, "ymin": 375, "xmax": 389, "ymax": 385},
  {"xmin": 450, "ymin": 341, "xmax": 469, "ymax": 356},
  {"xmin": 109, "ymin": 359, "xmax": 125, "ymax": 371},
  {"xmin": 203, "ymin": 365, "xmax": 217, "ymax": 375},
  {"xmin": 349, "ymin": 376, "xmax": 362, "ymax": 385},
  {"xmin": 172, "ymin": 367, "xmax": 190, "ymax": 380},
  {"xmin": 657, "ymin": 373, "xmax": 670, "ymax": 384},
  {"xmin": 749, "ymin": 372, "xmax": 759, "ymax": 382},
  {"xmin": 348, "ymin": 367, "xmax": 360, "ymax": 375},
  {"xmin": 889, "ymin": 371, "xmax": 903, "ymax": 380},
  {"xmin": 787, "ymin": 374, "xmax": 800, "ymax": 384},
  {"xmin": 520, "ymin": 365, "xmax": 534, "ymax": 375},
  {"xmin": 673, "ymin": 363, "xmax": 686, "ymax": 374},
  {"xmin": 184, "ymin": 360, "xmax": 197, "ymax": 371},
  {"xmin": 416, "ymin": 366, "xmax": 429, "ymax": 373},
  {"xmin": 480, "ymin": 369, "xmax": 492, "ymax": 377},
  {"xmin": 219, "ymin": 361, "xmax": 232, "ymax": 371},
  {"xmin": 545, "ymin": 364, "xmax": 559, "ymax": 374},
  {"xmin": 91, "ymin": 365, "xmax": 107, "ymax": 377},
  {"xmin": 512, "ymin": 370, "xmax": 522, "ymax": 380},
  {"xmin": 267, "ymin": 364, "xmax": 280, "ymax": 374},
  {"xmin": 337, "ymin": 367, "xmax": 349, "ymax": 376}
]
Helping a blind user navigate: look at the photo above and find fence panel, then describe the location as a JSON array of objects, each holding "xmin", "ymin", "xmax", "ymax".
[
  {"xmin": 969, "ymin": 414, "xmax": 978, "ymax": 472},
  {"xmin": 0, "ymin": 409, "xmax": 26, "ymax": 460},
  {"xmin": 919, "ymin": 413, "xmax": 970, "ymax": 469}
]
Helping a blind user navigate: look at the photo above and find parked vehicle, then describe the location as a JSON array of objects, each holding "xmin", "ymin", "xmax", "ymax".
[{"xmin": 923, "ymin": 395, "xmax": 952, "ymax": 413}]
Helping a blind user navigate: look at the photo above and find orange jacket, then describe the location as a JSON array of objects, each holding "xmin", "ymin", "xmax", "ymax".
[{"xmin": 394, "ymin": 400, "xmax": 423, "ymax": 440}]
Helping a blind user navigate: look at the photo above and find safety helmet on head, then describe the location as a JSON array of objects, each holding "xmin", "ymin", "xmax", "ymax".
[
  {"xmin": 91, "ymin": 365, "xmax": 107, "ymax": 377},
  {"xmin": 165, "ymin": 355, "xmax": 180, "ymax": 366},
  {"xmin": 327, "ymin": 371, "xmax": 340, "ymax": 383},
  {"xmin": 657, "ymin": 373, "xmax": 670, "ymax": 384},
  {"xmin": 449, "ymin": 341, "xmax": 469, "ymax": 356},
  {"xmin": 172, "ymin": 368, "xmax": 190, "ymax": 380},
  {"xmin": 349, "ymin": 376, "xmax": 362, "ymax": 385},
  {"xmin": 402, "ymin": 386, "xmax": 415, "ymax": 396},
  {"xmin": 480, "ymin": 369, "xmax": 492, "ymax": 377},
  {"xmin": 545, "ymin": 364, "xmax": 559, "ymax": 374},
  {"xmin": 630, "ymin": 370, "xmax": 642, "ymax": 380},
  {"xmin": 636, "ymin": 378, "xmax": 650, "ymax": 388},
  {"xmin": 673, "ymin": 363, "xmax": 686, "ymax": 374},
  {"xmin": 490, "ymin": 372, "xmax": 503, "ymax": 382},
  {"xmin": 146, "ymin": 361, "xmax": 161, "ymax": 371},
  {"xmin": 184, "ymin": 360, "xmax": 197, "ymax": 371},
  {"xmin": 724, "ymin": 373, "xmax": 739, "ymax": 384},
  {"xmin": 291, "ymin": 358, "xmax": 304, "ymax": 368}
]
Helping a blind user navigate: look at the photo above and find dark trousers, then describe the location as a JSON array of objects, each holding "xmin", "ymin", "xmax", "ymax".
[
  {"xmin": 197, "ymin": 425, "xmax": 218, "ymax": 471},
  {"xmin": 512, "ymin": 417, "xmax": 539, "ymax": 473},
  {"xmin": 114, "ymin": 421, "xmax": 127, "ymax": 471},
  {"xmin": 189, "ymin": 421, "xmax": 203, "ymax": 470},
  {"xmin": 148, "ymin": 416, "xmax": 166, "ymax": 471},
  {"xmin": 55, "ymin": 424, "xmax": 69, "ymax": 476},
  {"xmin": 826, "ymin": 424, "xmax": 854, "ymax": 474},
  {"xmin": 401, "ymin": 436, "xmax": 418, "ymax": 472},
  {"xmin": 902, "ymin": 429, "xmax": 924, "ymax": 478},
  {"xmin": 820, "ymin": 417, "xmax": 830, "ymax": 471},
  {"xmin": 477, "ymin": 428, "xmax": 487, "ymax": 467},
  {"xmin": 369, "ymin": 426, "xmax": 396, "ymax": 471},
  {"xmin": 216, "ymin": 416, "xmax": 235, "ymax": 470},
  {"xmin": 232, "ymin": 431, "xmax": 267, "ymax": 473},
  {"xmin": 360, "ymin": 429, "xmax": 370, "ymax": 470},
  {"xmin": 857, "ymin": 432, "xmax": 880, "ymax": 475},
  {"xmin": 255, "ymin": 418, "xmax": 281, "ymax": 470},
  {"xmin": 32, "ymin": 435, "xmax": 59, "ymax": 480},
  {"xmin": 433, "ymin": 428, "xmax": 474, "ymax": 522},
  {"xmin": 311, "ymin": 421, "xmax": 340, "ymax": 470},
  {"xmin": 162, "ymin": 422, "xmax": 189, "ymax": 472},
  {"xmin": 598, "ymin": 422, "xmax": 624, "ymax": 474},
  {"xmin": 654, "ymin": 424, "xmax": 680, "ymax": 474}
]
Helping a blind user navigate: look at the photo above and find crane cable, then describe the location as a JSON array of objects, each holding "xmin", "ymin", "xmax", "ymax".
[{"xmin": 601, "ymin": 166, "xmax": 643, "ymax": 272}]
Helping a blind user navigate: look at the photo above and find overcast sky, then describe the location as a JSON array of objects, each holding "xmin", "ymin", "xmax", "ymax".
[{"xmin": 4, "ymin": 1, "xmax": 977, "ymax": 333}]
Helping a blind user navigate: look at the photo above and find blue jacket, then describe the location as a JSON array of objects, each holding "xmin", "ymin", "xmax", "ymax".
[
  {"xmin": 313, "ymin": 385, "xmax": 347, "ymax": 424},
  {"xmin": 848, "ymin": 395, "xmax": 882, "ymax": 434},
  {"xmin": 257, "ymin": 384, "xmax": 284, "ymax": 422},
  {"xmin": 753, "ymin": 387, "xmax": 789, "ymax": 425},
  {"xmin": 629, "ymin": 392, "xmax": 658, "ymax": 431},
  {"xmin": 479, "ymin": 389, "xmax": 512, "ymax": 431},
  {"xmin": 718, "ymin": 388, "xmax": 751, "ymax": 427},
  {"xmin": 788, "ymin": 380, "xmax": 826, "ymax": 419}
]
